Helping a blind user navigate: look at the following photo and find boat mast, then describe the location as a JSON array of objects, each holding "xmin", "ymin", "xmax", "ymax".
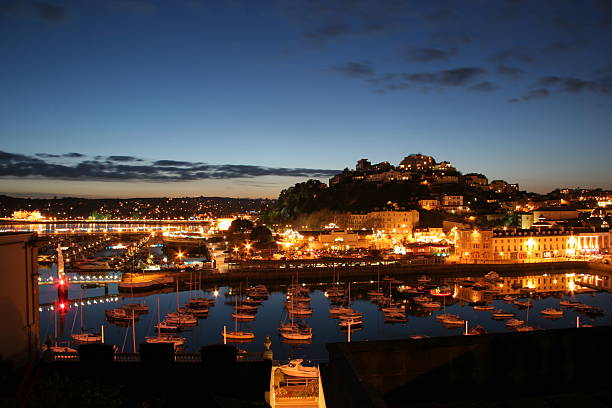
[
  {"xmin": 175, "ymin": 279, "xmax": 179, "ymax": 312},
  {"xmin": 157, "ymin": 296, "xmax": 161, "ymax": 336},
  {"xmin": 131, "ymin": 309, "xmax": 136, "ymax": 352}
]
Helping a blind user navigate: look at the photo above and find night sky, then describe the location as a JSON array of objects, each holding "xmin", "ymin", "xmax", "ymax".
[{"xmin": 1, "ymin": 0, "xmax": 611, "ymax": 198}]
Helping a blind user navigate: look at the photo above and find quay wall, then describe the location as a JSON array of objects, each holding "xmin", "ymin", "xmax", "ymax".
[{"xmin": 167, "ymin": 261, "xmax": 601, "ymax": 285}]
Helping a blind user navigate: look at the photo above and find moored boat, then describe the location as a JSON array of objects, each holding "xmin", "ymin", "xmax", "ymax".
[
  {"xmin": 541, "ymin": 308, "xmax": 563, "ymax": 318},
  {"xmin": 278, "ymin": 359, "xmax": 318, "ymax": 378}
]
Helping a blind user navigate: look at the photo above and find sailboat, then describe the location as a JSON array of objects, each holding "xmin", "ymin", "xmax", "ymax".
[
  {"xmin": 146, "ymin": 297, "xmax": 186, "ymax": 347},
  {"xmin": 232, "ymin": 283, "xmax": 257, "ymax": 321},
  {"xmin": 43, "ymin": 302, "xmax": 77, "ymax": 353},
  {"xmin": 330, "ymin": 282, "xmax": 359, "ymax": 317},
  {"xmin": 71, "ymin": 295, "xmax": 102, "ymax": 343},
  {"xmin": 280, "ymin": 292, "xmax": 313, "ymax": 343},
  {"xmin": 516, "ymin": 297, "xmax": 538, "ymax": 331},
  {"xmin": 222, "ymin": 293, "xmax": 255, "ymax": 342},
  {"xmin": 367, "ymin": 269, "xmax": 384, "ymax": 298}
]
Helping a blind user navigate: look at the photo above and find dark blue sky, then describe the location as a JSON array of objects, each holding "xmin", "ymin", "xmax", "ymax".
[{"xmin": 1, "ymin": 0, "xmax": 611, "ymax": 198}]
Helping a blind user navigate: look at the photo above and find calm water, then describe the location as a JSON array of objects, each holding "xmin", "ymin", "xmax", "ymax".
[{"xmin": 38, "ymin": 266, "xmax": 612, "ymax": 362}]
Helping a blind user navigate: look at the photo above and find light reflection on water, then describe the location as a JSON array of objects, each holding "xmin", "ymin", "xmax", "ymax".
[{"xmin": 38, "ymin": 266, "xmax": 612, "ymax": 362}]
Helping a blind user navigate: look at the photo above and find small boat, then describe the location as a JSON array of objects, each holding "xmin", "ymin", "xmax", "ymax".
[
  {"xmin": 442, "ymin": 316, "xmax": 465, "ymax": 326},
  {"xmin": 155, "ymin": 320, "xmax": 181, "ymax": 332},
  {"xmin": 189, "ymin": 297, "xmax": 215, "ymax": 308},
  {"xmin": 123, "ymin": 303, "xmax": 149, "ymax": 313},
  {"xmin": 421, "ymin": 302, "xmax": 441, "ymax": 310},
  {"xmin": 105, "ymin": 308, "xmax": 133, "ymax": 321},
  {"xmin": 232, "ymin": 312, "xmax": 257, "ymax": 320},
  {"xmin": 473, "ymin": 305, "xmax": 495, "ymax": 311},
  {"xmin": 384, "ymin": 312, "xmax": 408, "ymax": 323},
  {"xmin": 43, "ymin": 345, "xmax": 77, "ymax": 353},
  {"xmin": 338, "ymin": 317, "xmax": 363, "ymax": 327},
  {"xmin": 516, "ymin": 325, "xmax": 538, "ymax": 332},
  {"xmin": 222, "ymin": 330, "xmax": 256, "ymax": 341},
  {"xmin": 502, "ymin": 295, "xmax": 516, "ymax": 302},
  {"xmin": 465, "ymin": 325, "xmax": 487, "ymax": 335},
  {"xmin": 506, "ymin": 318, "xmax": 525, "ymax": 327},
  {"xmin": 338, "ymin": 311, "xmax": 363, "ymax": 320},
  {"xmin": 513, "ymin": 299, "xmax": 533, "ymax": 308},
  {"xmin": 329, "ymin": 306, "xmax": 354, "ymax": 316},
  {"xmin": 184, "ymin": 306, "xmax": 209, "ymax": 317},
  {"xmin": 380, "ymin": 306, "xmax": 404, "ymax": 314},
  {"xmin": 286, "ymin": 307, "xmax": 312, "ymax": 317},
  {"xmin": 367, "ymin": 290, "xmax": 385, "ymax": 298},
  {"xmin": 541, "ymin": 308, "xmax": 563, "ymax": 318},
  {"xmin": 235, "ymin": 305, "xmax": 258, "ymax": 313},
  {"xmin": 71, "ymin": 332, "xmax": 102, "ymax": 343},
  {"xmin": 165, "ymin": 313, "xmax": 198, "ymax": 326},
  {"xmin": 559, "ymin": 300, "xmax": 581, "ymax": 307},
  {"xmin": 436, "ymin": 313, "xmax": 459, "ymax": 321},
  {"xmin": 491, "ymin": 310, "xmax": 515, "ymax": 319},
  {"xmin": 409, "ymin": 335, "xmax": 430, "ymax": 340},
  {"xmin": 278, "ymin": 359, "xmax": 318, "ymax": 378},
  {"xmin": 413, "ymin": 295, "xmax": 431, "ymax": 303},
  {"xmin": 280, "ymin": 328, "xmax": 313, "ymax": 342},
  {"xmin": 145, "ymin": 334, "xmax": 186, "ymax": 348}
]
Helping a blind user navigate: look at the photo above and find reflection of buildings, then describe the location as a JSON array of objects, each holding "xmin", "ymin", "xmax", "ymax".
[
  {"xmin": 455, "ymin": 228, "xmax": 610, "ymax": 263},
  {"xmin": 0, "ymin": 232, "xmax": 40, "ymax": 367},
  {"xmin": 452, "ymin": 272, "xmax": 597, "ymax": 301}
]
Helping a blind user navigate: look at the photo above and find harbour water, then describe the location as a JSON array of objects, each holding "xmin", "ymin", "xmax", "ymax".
[{"xmin": 38, "ymin": 263, "xmax": 612, "ymax": 362}]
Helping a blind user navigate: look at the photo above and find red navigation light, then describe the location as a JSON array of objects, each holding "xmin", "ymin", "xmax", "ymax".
[
  {"xmin": 59, "ymin": 279, "xmax": 65, "ymax": 286},
  {"xmin": 59, "ymin": 302, "xmax": 66, "ymax": 310}
]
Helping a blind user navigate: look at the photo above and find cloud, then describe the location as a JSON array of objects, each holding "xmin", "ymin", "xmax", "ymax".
[
  {"xmin": 0, "ymin": 1, "xmax": 67, "ymax": 23},
  {"xmin": 405, "ymin": 67, "xmax": 486, "ymax": 87},
  {"xmin": 327, "ymin": 62, "xmax": 375, "ymax": 78},
  {"xmin": 106, "ymin": 155, "xmax": 143, "ymax": 162},
  {"xmin": 469, "ymin": 81, "xmax": 498, "ymax": 92},
  {"xmin": 405, "ymin": 47, "xmax": 456, "ymax": 63},
  {"xmin": 368, "ymin": 67, "xmax": 487, "ymax": 93},
  {"xmin": 497, "ymin": 64, "xmax": 525, "ymax": 78},
  {"xmin": 537, "ymin": 76, "xmax": 612, "ymax": 94},
  {"xmin": 281, "ymin": 0, "xmax": 413, "ymax": 43},
  {"xmin": 508, "ymin": 88, "xmax": 550, "ymax": 103},
  {"xmin": 0, "ymin": 151, "xmax": 340, "ymax": 181},
  {"xmin": 35, "ymin": 152, "xmax": 85, "ymax": 158},
  {"xmin": 542, "ymin": 39, "xmax": 590, "ymax": 56},
  {"xmin": 153, "ymin": 160, "xmax": 195, "ymax": 166}
]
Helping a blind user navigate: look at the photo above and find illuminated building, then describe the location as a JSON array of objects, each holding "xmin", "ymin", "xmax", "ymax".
[
  {"xmin": 463, "ymin": 173, "xmax": 488, "ymax": 190},
  {"xmin": 398, "ymin": 154, "xmax": 435, "ymax": 171},
  {"xmin": 12, "ymin": 210, "xmax": 44, "ymax": 220},
  {"xmin": 455, "ymin": 227, "xmax": 610, "ymax": 263},
  {"xmin": 489, "ymin": 180, "xmax": 519, "ymax": 193},
  {"xmin": 418, "ymin": 199, "xmax": 440, "ymax": 210},
  {"xmin": 341, "ymin": 210, "xmax": 419, "ymax": 238}
]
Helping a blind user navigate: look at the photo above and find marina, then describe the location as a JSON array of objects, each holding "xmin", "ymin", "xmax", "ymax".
[{"xmin": 38, "ymin": 260, "xmax": 612, "ymax": 361}]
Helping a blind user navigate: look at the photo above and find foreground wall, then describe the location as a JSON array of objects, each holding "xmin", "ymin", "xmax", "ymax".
[
  {"xmin": 325, "ymin": 325, "xmax": 612, "ymax": 407},
  {"xmin": 0, "ymin": 232, "xmax": 39, "ymax": 367}
]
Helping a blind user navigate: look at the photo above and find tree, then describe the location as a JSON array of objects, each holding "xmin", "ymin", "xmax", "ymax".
[
  {"xmin": 228, "ymin": 218, "xmax": 254, "ymax": 234},
  {"xmin": 250, "ymin": 225, "xmax": 273, "ymax": 243}
]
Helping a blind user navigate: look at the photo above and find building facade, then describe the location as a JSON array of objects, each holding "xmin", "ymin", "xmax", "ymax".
[{"xmin": 455, "ymin": 228, "xmax": 610, "ymax": 263}]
